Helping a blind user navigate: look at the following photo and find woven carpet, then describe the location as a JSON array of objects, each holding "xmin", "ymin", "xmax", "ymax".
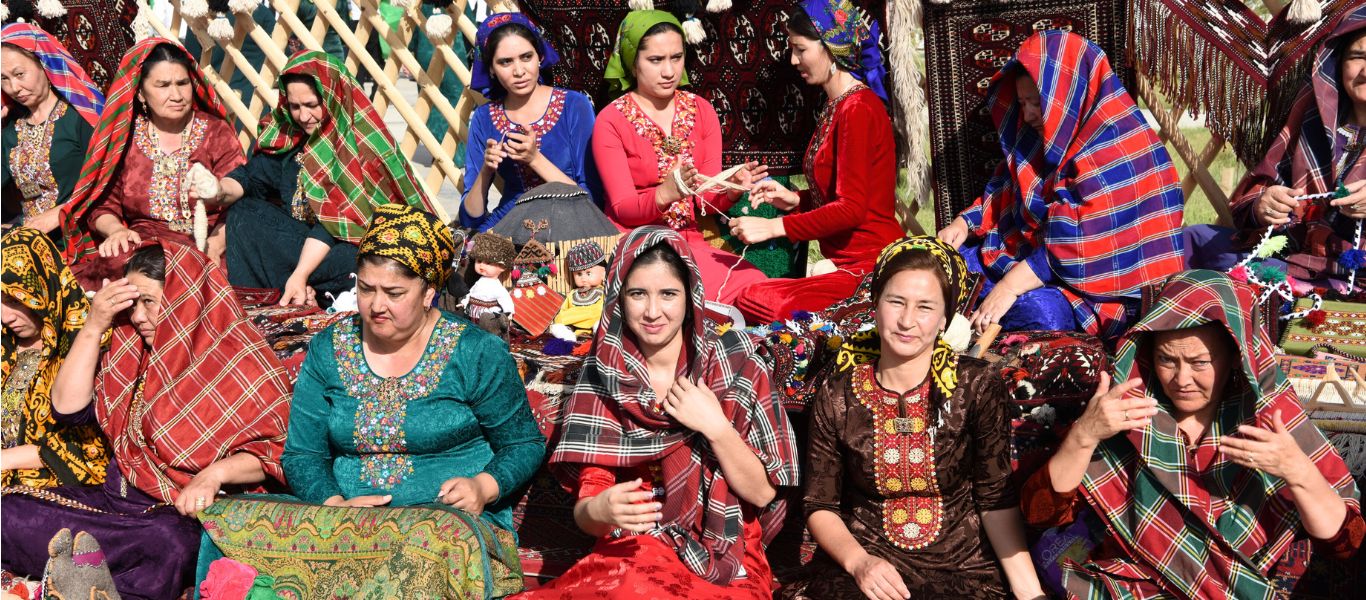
[
  {"xmin": 923, "ymin": 0, "xmax": 1131, "ymax": 229},
  {"xmin": 5, "ymin": 0, "xmax": 137, "ymax": 91}
]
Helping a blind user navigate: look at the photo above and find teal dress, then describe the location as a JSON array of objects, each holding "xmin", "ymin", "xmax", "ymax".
[{"xmin": 282, "ymin": 311, "xmax": 545, "ymax": 532}]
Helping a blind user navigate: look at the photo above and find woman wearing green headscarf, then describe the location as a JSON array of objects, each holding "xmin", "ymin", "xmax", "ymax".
[
  {"xmin": 590, "ymin": 9, "xmax": 768, "ymax": 306},
  {"xmin": 220, "ymin": 50, "xmax": 434, "ymax": 306}
]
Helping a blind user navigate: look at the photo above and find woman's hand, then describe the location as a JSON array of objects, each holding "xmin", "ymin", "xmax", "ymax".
[
  {"xmin": 585, "ymin": 478, "xmax": 663, "ymax": 534},
  {"xmin": 663, "ymin": 378, "xmax": 729, "ymax": 440},
  {"xmin": 848, "ymin": 551, "xmax": 910, "ymax": 600},
  {"xmin": 1255, "ymin": 185, "xmax": 1303, "ymax": 226},
  {"xmin": 748, "ymin": 179, "xmax": 799, "ymax": 211},
  {"xmin": 726, "ymin": 161, "xmax": 769, "ymax": 198},
  {"xmin": 656, "ymin": 160, "xmax": 698, "ymax": 210},
  {"xmin": 970, "ymin": 284, "xmax": 1020, "ymax": 334},
  {"xmin": 437, "ymin": 474, "xmax": 499, "ymax": 515},
  {"xmin": 1067, "ymin": 373, "xmax": 1152, "ymax": 448},
  {"xmin": 728, "ymin": 215, "xmax": 784, "ymax": 245},
  {"xmin": 1222, "ymin": 410, "xmax": 1314, "ymax": 481},
  {"xmin": 1329, "ymin": 180, "xmax": 1366, "ymax": 220},
  {"xmin": 504, "ymin": 129, "xmax": 541, "ymax": 165},
  {"xmin": 98, "ymin": 227, "xmax": 141, "ymax": 258},
  {"xmin": 482, "ymin": 139, "xmax": 505, "ymax": 173},
  {"xmin": 175, "ymin": 468, "xmax": 225, "ymax": 515},
  {"xmin": 88, "ymin": 278, "xmax": 140, "ymax": 332},
  {"xmin": 936, "ymin": 216, "xmax": 971, "ymax": 249},
  {"xmin": 26, "ymin": 208, "xmax": 61, "ymax": 234},
  {"xmin": 279, "ymin": 274, "xmax": 317, "ymax": 307},
  {"xmin": 323, "ymin": 494, "xmax": 392, "ymax": 508}
]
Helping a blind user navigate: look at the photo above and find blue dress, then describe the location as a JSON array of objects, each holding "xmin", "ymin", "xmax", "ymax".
[{"xmin": 460, "ymin": 87, "xmax": 598, "ymax": 231}]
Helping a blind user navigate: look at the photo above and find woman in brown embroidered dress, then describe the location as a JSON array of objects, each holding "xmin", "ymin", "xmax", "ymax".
[{"xmin": 781, "ymin": 236, "xmax": 1043, "ymax": 600}]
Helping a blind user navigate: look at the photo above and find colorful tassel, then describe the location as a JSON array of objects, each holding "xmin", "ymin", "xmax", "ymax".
[
  {"xmin": 1338, "ymin": 248, "xmax": 1366, "ymax": 270},
  {"xmin": 1229, "ymin": 265, "xmax": 1250, "ymax": 283},
  {"xmin": 1254, "ymin": 235, "xmax": 1288, "ymax": 258},
  {"xmin": 681, "ymin": 17, "xmax": 706, "ymax": 44},
  {"xmin": 1303, "ymin": 309, "xmax": 1328, "ymax": 329}
]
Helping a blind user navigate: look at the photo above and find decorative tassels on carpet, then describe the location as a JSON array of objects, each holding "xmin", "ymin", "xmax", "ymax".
[{"xmin": 1287, "ymin": 0, "xmax": 1323, "ymax": 25}]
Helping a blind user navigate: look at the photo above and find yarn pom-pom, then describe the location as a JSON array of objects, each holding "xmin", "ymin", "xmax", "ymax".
[
  {"xmin": 1303, "ymin": 309, "xmax": 1328, "ymax": 329},
  {"xmin": 681, "ymin": 17, "xmax": 706, "ymax": 44},
  {"xmin": 1285, "ymin": 0, "xmax": 1322, "ymax": 26},
  {"xmin": 227, "ymin": 0, "xmax": 260, "ymax": 14},
  {"xmin": 1255, "ymin": 235, "xmax": 1289, "ymax": 258},
  {"xmin": 510, "ymin": 268, "xmax": 522, "ymax": 281},
  {"xmin": 826, "ymin": 335, "xmax": 842, "ymax": 350},
  {"xmin": 1250, "ymin": 263, "xmax": 1286, "ymax": 284},
  {"xmin": 628, "ymin": 0, "xmax": 653, "ymax": 10},
  {"xmin": 180, "ymin": 0, "xmax": 210, "ymax": 19},
  {"xmin": 35, "ymin": 0, "xmax": 65, "ymax": 18},
  {"xmin": 1229, "ymin": 264, "xmax": 1250, "ymax": 283},
  {"xmin": 1338, "ymin": 248, "xmax": 1366, "ymax": 270},
  {"xmin": 207, "ymin": 13, "xmax": 234, "ymax": 42},
  {"xmin": 706, "ymin": 0, "xmax": 731, "ymax": 12},
  {"xmin": 425, "ymin": 12, "xmax": 453, "ymax": 41},
  {"xmin": 543, "ymin": 337, "xmax": 576, "ymax": 356},
  {"xmin": 791, "ymin": 310, "xmax": 813, "ymax": 323}
]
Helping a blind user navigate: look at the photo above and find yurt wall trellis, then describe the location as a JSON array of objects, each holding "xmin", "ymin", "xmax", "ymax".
[{"xmin": 141, "ymin": 0, "xmax": 492, "ymax": 222}]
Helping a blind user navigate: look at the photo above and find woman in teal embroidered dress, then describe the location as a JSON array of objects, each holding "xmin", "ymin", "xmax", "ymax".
[{"xmin": 196, "ymin": 204, "xmax": 545, "ymax": 598}]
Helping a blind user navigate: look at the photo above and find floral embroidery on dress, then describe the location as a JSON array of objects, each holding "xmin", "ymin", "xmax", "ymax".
[
  {"xmin": 289, "ymin": 153, "xmax": 316, "ymax": 224},
  {"xmin": 335, "ymin": 316, "xmax": 466, "ymax": 489},
  {"xmin": 1, "ymin": 350, "xmax": 41, "ymax": 448},
  {"xmin": 614, "ymin": 91, "xmax": 700, "ymax": 229},
  {"xmin": 491, "ymin": 87, "xmax": 568, "ymax": 191},
  {"xmin": 854, "ymin": 362, "xmax": 944, "ymax": 550},
  {"xmin": 803, "ymin": 83, "xmax": 866, "ymax": 209},
  {"xmin": 9, "ymin": 101, "xmax": 66, "ymax": 218},
  {"xmin": 133, "ymin": 113, "xmax": 210, "ymax": 234}
]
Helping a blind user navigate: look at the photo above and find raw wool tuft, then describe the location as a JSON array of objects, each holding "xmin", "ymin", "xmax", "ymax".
[
  {"xmin": 628, "ymin": 0, "xmax": 653, "ymax": 10},
  {"xmin": 425, "ymin": 10, "xmax": 453, "ymax": 42},
  {"xmin": 1, "ymin": 4, "xmax": 9, "ymax": 21},
  {"xmin": 179, "ymin": 0, "xmax": 210, "ymax": 19},
  {"xmin": 886, "ymin": 0, "xmax": 931, "ymax": 234},
  {"xmin": 227, "ymin": 0, "xmax": 260, "ymax": 14},
  {"xmin": 942, "ymin": 313, "xmax": 971, "ymax": 353},
  {"xmin": 705, "ymin": 0, "xmax": 731, "ymax": 12},
  {"xmin": 1286, "ymin": 0, "xmax": 1322, "ymax": 25},
  {"xmin": 132, "ymin": 0, "xmax": 153, "ymax": 40},
  {"xmin": 207, "ymin": 12, "xmax": 234, "ymax": 42},
  {"xmin": 35, "ymin": 0, "xmax": 64, "ymax": 18},
  {"xmin": 193, "ymin": 199, "xmax": 208, "ymax": 251},
  {"xmin": 681, "ymin": 17, "xmax": 706, "ymax": 44}
]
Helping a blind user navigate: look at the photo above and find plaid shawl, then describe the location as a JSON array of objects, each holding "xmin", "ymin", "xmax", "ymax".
[
  {"xmin": 97, "ymin": 241, "xmax": 291, "ymax": 503},
  {"xmin": 959, "ymin": 31, "xmax": 1185, "ymax": 338},
  {"xmin": 1069, "ymin": 270, "xmax": 1360, "ymax": 599},
  {"xmin": 1231, "ymin": 7, "xmax": 1366, "ymax": 271},
  {"xmin": 256, "ymin": 51, "xmax": 431, "ymax": 244},
  {"xmin": 0, "ymin": 23, "xmax": 104, "ymax": 126},
  {"xmin": 0, "ymin": 228, "xmax": 110, "ymax": 487},
  {"xmin": 57, "ymin": 38, "xmax": 228, "ymax": 266},
  {"xmin": 550, "ymin": 226, "xmax": 799, "ymax": 586}
]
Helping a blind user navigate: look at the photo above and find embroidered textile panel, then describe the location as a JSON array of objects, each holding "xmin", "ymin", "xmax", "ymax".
[{"xmin": 21, "ymin": 0, "xmax": 137, "ymax": 91}]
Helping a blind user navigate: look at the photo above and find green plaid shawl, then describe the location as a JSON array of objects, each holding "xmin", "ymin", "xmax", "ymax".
[
  {"xmin": 257, "ymin": 51, "xmax": 432, "ymax": 243},
  {"xmin": 1068, "ymin": 270, "xmax": 1359, "ymax": 599}
]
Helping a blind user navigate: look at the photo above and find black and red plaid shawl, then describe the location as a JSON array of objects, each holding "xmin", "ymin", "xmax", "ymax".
[
  {"xmin": 96, "ymin": 241, "xmax": 291, "ymax": 503},
  {"xmin": 550, "ymin": 226, "xmax": 799, "ymax": 586}
]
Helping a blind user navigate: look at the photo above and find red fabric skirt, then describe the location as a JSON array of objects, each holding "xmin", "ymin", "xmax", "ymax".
[{"xmin": 733, "ymin": 269, "xmax": 863, "ymax": 324}]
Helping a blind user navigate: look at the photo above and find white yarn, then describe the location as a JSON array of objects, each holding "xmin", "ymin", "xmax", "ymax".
[
  {"xmin": 227, "ymin": 0, "xmax": 260, "ymax": 14},
  {"xmin": 549, "ymin": 323, "xmax": 578, "ymax": 343},
  {"xmin": 628, "ymin": 0, "xmax": 653, "ymax": 10},
  {"xmin": 186, "ymin": 162, "xmax": 220, "ymax": 200},
  {"xmin": 35, "ymin": 0, "xmax": 65, "ymax": 18},
  {"xmin": 681, "ymin": 17, "xmax": 706, "ymax": 44},
  {"xmin": 328, "ymin": 289, "xmax": 358, "ymax": 313},
  {"xmin": 193, "ymin": 199, "xmax": 208, "ymax": 251},
  {"xmin": 179, "ymin": 0, "xmax": 210, "ymax": 19},
  {"xmin": 207, "ymin": 13, "xmax": 234, "ymax": 42},
  {"xmin": 705, "ymin": 0, "xmax": 731, "ymax": 12},
  {"xmin": 1286, "ymin": 0, "xmax": 1322, "ymax": 25},
  {"xmin": 942, "ymin": 313, "xmax": 972, "ymax": 353},
  {"xmin": 426, "ymin": 12, "xmax": 453, "ymax": 42}
]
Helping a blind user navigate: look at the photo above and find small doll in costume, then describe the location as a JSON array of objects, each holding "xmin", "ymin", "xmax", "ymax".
[
  {"xmin": 509, "ymin": 233, "xmax": 565, "ymax": 338},
  {"xmin": 552, "ymin": 240, "xmax": 608, "ymax": 336},
  {"xmin": 462, "ymin": 232, "xmax": 516, "ymax": 336}
]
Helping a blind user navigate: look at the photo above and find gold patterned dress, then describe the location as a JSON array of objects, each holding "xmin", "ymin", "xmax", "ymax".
[{"xmin": 1, "ymin": 100, "xmax": 96, "ymax": 224}]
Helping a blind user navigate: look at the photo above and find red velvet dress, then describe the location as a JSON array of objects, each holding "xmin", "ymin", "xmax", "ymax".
[
  {"xmin": 592, "ymin": 91, "xmax": 767, "ymax": 305},
  {"xmin": 70, "ymin": 113, "xmax": 245, "ymax": 289},
  {"xmin": 734, "ymin": 86, "xmax": 902, "ymax": 323},
  {"xmin": 512, "ymin": 464, "xmax": 774, "ymax": 600}
]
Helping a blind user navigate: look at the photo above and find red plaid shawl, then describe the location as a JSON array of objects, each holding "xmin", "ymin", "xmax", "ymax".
[
  {"xmin": 96, "ymin": 241, "xmax": 291, "ymax": 503},
  {"xmin": 58, "ymin": 38, "xmax": 229, "ymax": 266},
  {"xmin": 1231, "ymin": 7, "xmax": 1366, "ymax": 283},
  {"xmin": 959, "ymin": 31, "xmax": 1185, "ymax": 339},
  {"xmin": 550, "ymin": 226, "xmax": 800, "ymax": 586},
  {"xmin": 1069, "ymin": 270, "xmax": 1360, "ymax": 599}
]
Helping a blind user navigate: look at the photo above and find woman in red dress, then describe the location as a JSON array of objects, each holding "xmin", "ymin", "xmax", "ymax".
[{"xmin": 728, "ymin": 0, "xmax": 903, "ymax": 324}]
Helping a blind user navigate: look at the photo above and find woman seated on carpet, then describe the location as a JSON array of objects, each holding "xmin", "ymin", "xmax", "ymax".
[
  {"xmin": 727, "ymin": 0, "xmax": 903, "ymax": 325},
  {"xmin": 60, "ymin": 39, "xmax": 247, "ymax": 291},
  {"xmin": 1188, "ymin": 6, "xmax": 1366, "ymax": 295},
  {"xmin": 936, "ymin": 31, "xmax": 1184, "ymax": 341},
  {"xmin": 781, "ymin": 236, "xmax": 1043, "ymax": 600},
  {"xmin": 1, "ymin": 241, "xmax": 291, "ymax": 600},
  {"xmin": 592, "ymin": 10, "xmax": 769, "ymax": 306},
  {"xmin": 513, "ymin": 226, "xmax": 799, "ymax": 599},
  {"xmin": 1022, "ymin": 269, "xmax": 1363, "ymax": 598},
  {"xmin": 461, "ymin": 12, "xmax": 598, "ymax": 232},
  {"xmin": 219, "ymin": 50, "xmax": 431, "ymax": 307},
  {"xmin": 1, "ymin": 228, "xmax": 110, "ymax": 490},
  {"xmin": 1, "ymin": 23, "xmax": 104, "ymax": 233},
  {"xmin": 196, "ymin": 204, "xmax": 544, "ymax": 598}
]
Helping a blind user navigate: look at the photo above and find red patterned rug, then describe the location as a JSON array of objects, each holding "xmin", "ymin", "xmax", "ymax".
[{"xmin": 3, "ymin": 0, "xmax": 137, "ymax": 91}]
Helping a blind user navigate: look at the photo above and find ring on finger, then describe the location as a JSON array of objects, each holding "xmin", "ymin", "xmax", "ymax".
[{"xmin": 1122, "ymin": 409, "xmax": 1130, "ymax": 421}]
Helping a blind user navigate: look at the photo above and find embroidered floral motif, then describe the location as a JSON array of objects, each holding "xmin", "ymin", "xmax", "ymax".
[
  {"xmin": 289, "ymin": 153, "xmax": 316, "ymax": 224},
  {"xmin": 855, "ymin": 363, "xmax": 944, "ymax": 550},
  {"xmin": 133, "ymin": 113, "xmax": 210, "ymax": 234},
  {"xmin": 803, "ymin": 84, "xmax": 866, "ymax": 208},
  {"xmin": 491, "ymin": 87, "xmax": 568, "ymax": 190},
  {"xmin": 335, "ymin": 316, "xmax": 466, "ymax": 489},
  {"xmin": 614, "ymin": 92, "xmax": 701, "ymax": 229},
  {"xmin": 9, "ymin": 102, "xmax": 66, "ymax": 218},
  {"xmin": 1, "ymin": 350, "xmax": 41, "ymax": 448}
]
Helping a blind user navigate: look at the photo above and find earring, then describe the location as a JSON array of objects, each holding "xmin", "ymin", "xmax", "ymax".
[{"xmin": 829, "ymin": 63, "xmax": 837, "ymax": 76}]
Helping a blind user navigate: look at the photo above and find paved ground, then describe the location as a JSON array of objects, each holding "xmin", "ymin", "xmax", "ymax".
[{"xmin": 379, "ymin": 77, "xmax": 491, "ymax": 223}]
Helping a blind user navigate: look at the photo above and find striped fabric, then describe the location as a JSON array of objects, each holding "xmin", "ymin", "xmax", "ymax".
[
  {"xmin": 96, "ymin": 241, "xmax": 291, "ymax": 503},
  {"xmin": 959, "ymin": 30, "xmax": 1185, "ymax": 339},
  {"xmin": 550, "ymin": 226, "xmax": 800, "ymax": 586},
  {"xmin": 58, "ymin": 38, "xmax": 228, "ymax": 266},
  {"xmin": 256, "ymin": 51, "xmax": 432, "ymax": 244},
  {"xmin": 1067, "ymin": 270, "xmax": 1360, "ymax": 599},
  {"xmin": 0, "ymin": 23, "xmax": 104, "ymax": 126}
]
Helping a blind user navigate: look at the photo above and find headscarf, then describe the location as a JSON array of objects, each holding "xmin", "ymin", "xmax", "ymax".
[
  {"xmin": 97, "ymin": 241, "xmax": 291, "ymax": 503},
  {"xmin": 798, "ymin": 0, "xmax": 888, "ymax": 102},
  {"xmin": 58, "ymin": 38, "xmax": 227, "ymax": 266},
  {"xmin": 604, "ymin": 10, "xmax": 690, "ymax": 94},
  {"xmin": 0, "ymin": 228, "xmax": 110, "ymax": 488},
  {"xmin": 357, "ymin": 203, "xmax": 457, "ymax": 288},
  {"xmin": 256, "ymin": 50, "xmax": 432, "ymax": 244},
  {"xmin": 471, "ymin": 12, "xmax": 561, "ymax": 99},
  {"xmin": 0, "ymin": 23, "xmax": 104, "ymax": 126},
  {"xmin": 959, "ymin": 30, "xmax": 1185, "ymax": 339},
  {"xmin": 551, "ymin": 226, "xmax": 799, "ymax": 585},
  {"xmin": 1068, "ymin": 270, "xmax": 1360, "ymax": 599},
  {"xmin": 1231, "ymin": 7, "xmax": 1366, "ymax": 279}
]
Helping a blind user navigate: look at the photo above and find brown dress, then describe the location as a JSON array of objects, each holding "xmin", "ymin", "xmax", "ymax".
[{"xmin": 781, "ymin": 357, "xmax": 1016, "ymax": 599}]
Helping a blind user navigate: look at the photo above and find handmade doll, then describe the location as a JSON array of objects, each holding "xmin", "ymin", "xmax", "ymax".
[
  {"xmin": 552, "ymin": 240, "xmax": 608, "ymax": 335},
  {"xmin": 462, "ymin": 232, "xmax": 516, "ymax": 335},
  {"xmin": 509, "ymin": 235, "xmax": 565, "ymax": 337}
]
